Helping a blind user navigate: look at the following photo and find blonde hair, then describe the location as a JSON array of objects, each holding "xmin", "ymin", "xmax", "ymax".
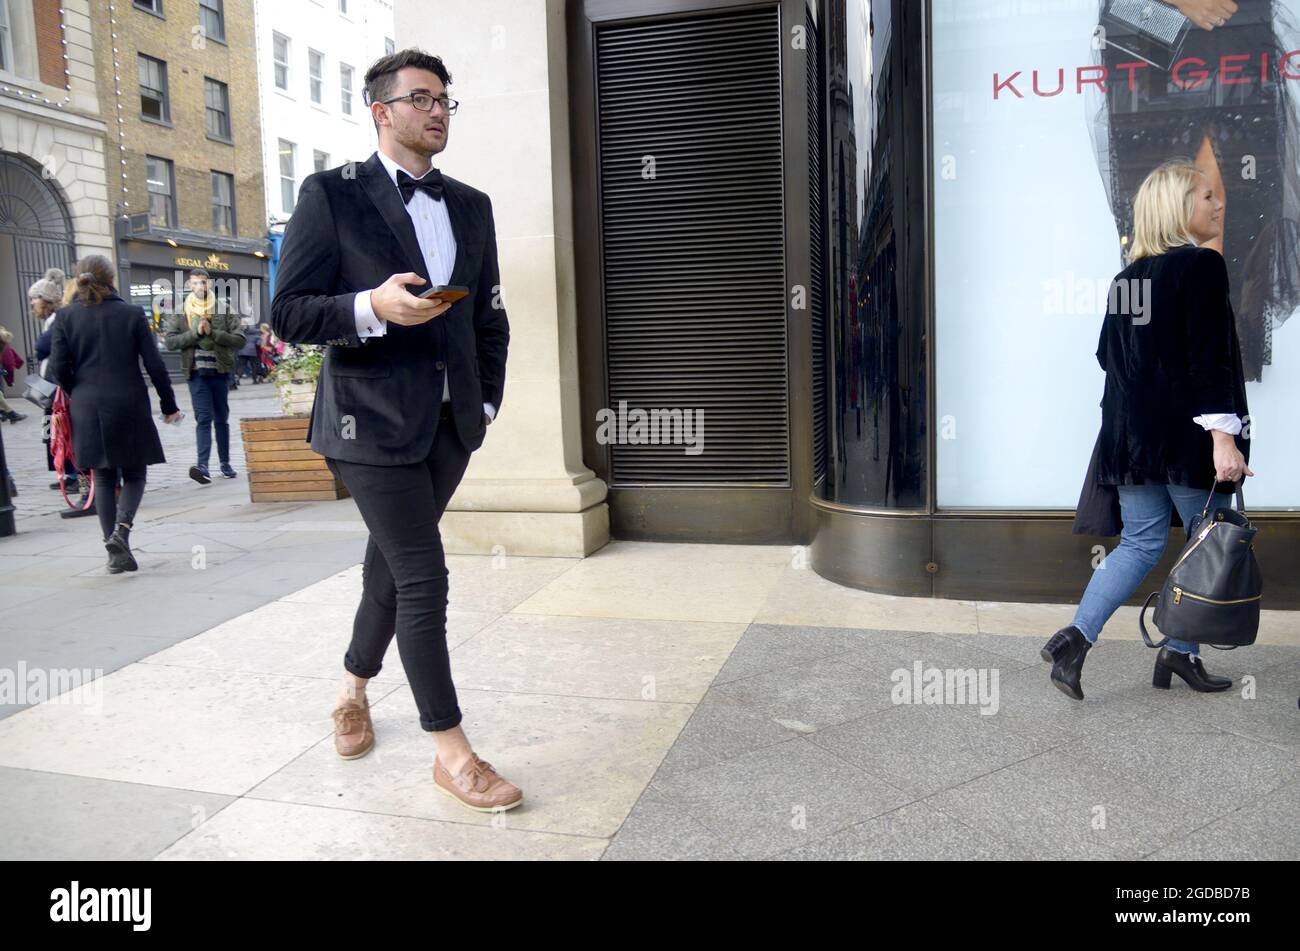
[
  {"xmin": 1128, "ymin": 159, "xmax": 1204, "ymax": 263},
  {"xmin": 62, "ymin": 279, "xmax": 78, "ymax": 306}
]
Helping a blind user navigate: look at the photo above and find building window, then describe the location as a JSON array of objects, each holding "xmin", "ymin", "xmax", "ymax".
[
  {"xmin": 279, "ymin": 140, "xmax": 297, "ymax": 213},
  {"xmin": 204, "ymin": 78, "xmax": 231, "ymax": 140},
  {"xmin": 146, "ymin": 155, "xmax": 175, "ymax": 228},
  {"xmin": 199, "ymin": 0, "xmax": 225, "ymax": 42},
  {"xmin": 0, "ymin": 1, "xmax": 12, "ymax": 72},
  {"xmin": 308, "ymin": 49, "xmax": 324, "ymax": 104},
  {"xmin": 339, "ymin": 64, "xmax": 353, "ymax": 115},
  {"xmin": 211, "ymin": 171, "xmax": 235, "ymax": 236},
  {"xmin": 138, "ymin": 54, "xmax": 169, "ymax": 122},
  {"xmin": 273, "ymin": 32, "xmax": 290, "ymax": 90},
  {"xmin": 384, "ymin": 37, "xmax": 395, "ymax": 56},
  {"xmin": 134, "ymin": 0, "xmax": 163, "ymax": 14},
  {"xmin": 313, "ymin": 150, "xmax": 329, "ymax": 173}
]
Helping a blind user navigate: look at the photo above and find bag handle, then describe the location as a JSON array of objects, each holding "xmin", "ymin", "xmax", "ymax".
[
  {"xmin": 59, "ymin": 469, "xmax": 95, "ymax": 511},
  {"xmin": 1200, "ymin": 480, "xmax": 1245, "ymax": 520},
  {"xmin": 1138, "ymin": 591, "xmax": 1168, "ymax": 649}
]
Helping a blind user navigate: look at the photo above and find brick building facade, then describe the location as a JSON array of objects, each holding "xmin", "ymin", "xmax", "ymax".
[
  {"xmin": 90, "ymin": 0, "xmax": 266, "ymax": 239},
  {"xmin": 88, "ymin": 0, "xmax": 271, "ymax": 340}
]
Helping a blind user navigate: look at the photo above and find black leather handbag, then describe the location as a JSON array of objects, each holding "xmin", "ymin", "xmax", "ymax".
[
  {"xmin": 1100, "ymin": 0, "xmax": 1192, "ymax": 71},
  {"xmin": 22, "ymin": 371, "xmax": 57, "ymax": 411},
  {"xmin": 1140, "ymin": 485, "xmax": 1261, "ymax": 650}
]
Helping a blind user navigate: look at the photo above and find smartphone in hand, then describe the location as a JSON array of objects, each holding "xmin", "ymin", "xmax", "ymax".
[{"xmin": 417, "ymin": 285, "xmax": 469, "ymax": 304}]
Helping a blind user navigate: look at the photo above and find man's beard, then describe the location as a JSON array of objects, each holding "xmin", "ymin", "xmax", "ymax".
[{"xmin": 394, "ymin": 123, "xmax": 441, "ymax": 159}]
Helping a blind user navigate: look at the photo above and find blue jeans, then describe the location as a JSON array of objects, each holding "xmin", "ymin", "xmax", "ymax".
[
  {"xmin": 188, "ymin": 372, "xmax": 231, "ymax": 468},
  {"xmin": 1073, "ymin": 483, "xmax": 1233, "ymax": 656}
]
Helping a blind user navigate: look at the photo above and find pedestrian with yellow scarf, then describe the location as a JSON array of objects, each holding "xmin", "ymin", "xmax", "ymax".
[{"xmin": 163, "ymin": 268, "xmax": 244, "ymax": 483}]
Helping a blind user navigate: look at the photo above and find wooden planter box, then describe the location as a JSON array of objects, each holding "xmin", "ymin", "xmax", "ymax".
[
  {"xmin": 278, "ymin": 380, "xmax": 317, "ymax": 416},
  {"xmin": 239, "ymin": 415, "xmax": 349, "ymax": 502}
]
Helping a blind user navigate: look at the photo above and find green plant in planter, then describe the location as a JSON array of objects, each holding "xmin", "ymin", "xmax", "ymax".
[
  {"xmin": 271, "ymin": 345, "xmax": 322, "ymax": 416},
  {"xmin": 271, "ymin": 345, "xmax": 323, "ymax": 387}
]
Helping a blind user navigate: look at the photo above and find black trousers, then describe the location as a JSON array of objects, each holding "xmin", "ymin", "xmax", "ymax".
[
  {"xmin": 325, "ymin": 404, "xmax": 471, "ymax": 732},
  {"xmin": 92, "ymin": 466, "xmax": 147, "ymax": 542}
]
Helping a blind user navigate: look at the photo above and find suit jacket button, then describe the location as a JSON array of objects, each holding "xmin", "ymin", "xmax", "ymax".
[{"xmin": 435, "ymin": 361, "xmax": 446, "ymax": 370}]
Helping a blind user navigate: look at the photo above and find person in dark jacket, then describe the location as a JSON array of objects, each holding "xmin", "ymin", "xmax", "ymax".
[
  {"xmin": 162, "ymin": 268, "xmax": 244, "ymax": 483},
  {"xmin": 29, "ymin": 270, "xmax": 81, "ymax": 494},
  {"xmin": 1047, "ymin": 159, "xmax": 1252, "ymax": 700},
  {"xmin": 0, "ymin": 326, "xmax": 26, "ymax": 422},
  {"xmin": 48, "ymin": 255, "xmax": 182, "ymax": 572},
  {"xmin": 236, "ymin": 319, "xmax": 263, "ymax": 383}
]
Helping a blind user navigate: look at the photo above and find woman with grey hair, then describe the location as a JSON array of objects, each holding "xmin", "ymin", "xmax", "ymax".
[
  {"xmin": 28, "ymin": 268, "xmax": 87, "ymax": 499},
  {"xmin": 28, "ymin": 268, "xmax": 66, "ymax": 378}
]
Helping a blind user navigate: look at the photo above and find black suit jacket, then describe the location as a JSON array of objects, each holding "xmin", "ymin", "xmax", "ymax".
[
  {"xmin": 1092, "ymin": 244, "xmax": 1250, "ymax": 493},
  {"xmin": 48, "ymin": 294, "xmax": 179, "ymax": 470},
  {"xmin": 271, "ymin": 152, "xmax": 509, "ymax": 464}
]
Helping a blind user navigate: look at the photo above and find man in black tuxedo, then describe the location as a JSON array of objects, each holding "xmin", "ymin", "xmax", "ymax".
[{"xmin": 271, "ymin": 49, "xmax": 517, "ymax": 813}]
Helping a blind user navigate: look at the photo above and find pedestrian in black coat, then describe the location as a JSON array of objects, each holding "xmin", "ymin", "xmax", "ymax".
[{"xmin": 48, "ymin": 256, "xmax": 182, "ymax": 572}]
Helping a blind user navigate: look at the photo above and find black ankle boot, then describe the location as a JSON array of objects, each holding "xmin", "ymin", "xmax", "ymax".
[
  {"xmin": 1153, "ymin": 647, "xmax": 1232, "ymax": 692},
  {"xmin": 1040, "ymin": 626, "xmax": 1079, "ymax": 664},
  {"xmin": 1048, "ymin": 625, "xmax": 1091, "ymax": 700},
  {"xmin": 105, "ymin": 523, "xmax": 137, "ymax": 573}
]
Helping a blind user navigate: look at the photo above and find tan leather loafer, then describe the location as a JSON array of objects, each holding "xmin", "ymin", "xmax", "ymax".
[
  {"xmin": 331, "ymin": 698, "xmax": 374, "ymax": 759},
  {"xmin": 433, "ymin": 753, "xmax": 523, "ymax": 813}
]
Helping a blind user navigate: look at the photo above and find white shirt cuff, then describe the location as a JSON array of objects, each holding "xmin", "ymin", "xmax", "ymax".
[
  {"xmin": 483, "ymin": 403, "xmax": 496, "ymax": 422},
  {"xmin": 353, "ymin": 290, "xmax": 386, "ymax": 339},
  {"xmin": 1193, "ymin": 413, "xmax": 1242, "ymax": 435}
]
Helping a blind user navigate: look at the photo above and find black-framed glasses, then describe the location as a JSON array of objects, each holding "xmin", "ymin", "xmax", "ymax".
[{"xmin": 377, "ymin": 91, "xmax": 459, "ymax": 115}]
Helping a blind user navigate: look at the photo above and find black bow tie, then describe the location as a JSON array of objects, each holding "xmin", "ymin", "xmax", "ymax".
[{"xmin": 396, "ymin": 167, "xmax": 444, "ymax": 205}]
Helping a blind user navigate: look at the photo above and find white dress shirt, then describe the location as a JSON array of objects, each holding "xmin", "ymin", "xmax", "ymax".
[{"xmin": 352, "ymin": 148, "xmax": 495, "ymax": 421}]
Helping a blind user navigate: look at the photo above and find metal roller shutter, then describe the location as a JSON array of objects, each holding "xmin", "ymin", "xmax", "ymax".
[{"xmin": 595, "ymin": 5, "xmax": 789, "ymax": 484}]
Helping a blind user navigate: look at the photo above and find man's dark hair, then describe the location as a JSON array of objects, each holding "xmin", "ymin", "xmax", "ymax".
[{"xmin": 363, "ymin": 49, "xmax": 452, "ymax": 110}]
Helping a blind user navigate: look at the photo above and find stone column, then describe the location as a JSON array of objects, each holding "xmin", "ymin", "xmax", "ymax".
[{"xmin": 395, "ymin": 0, "xmax": 609, "ymax": 557}]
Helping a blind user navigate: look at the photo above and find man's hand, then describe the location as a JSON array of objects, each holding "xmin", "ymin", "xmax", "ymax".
[
  {"xmin": 370, "ymin": 273, "xmax": 453, "ymax": 328},
  {"xmin": 1169, "ymin": 0, "xmax": 1238, "ymax": 31},
  {"xmin": 197, "ymin": 318, "xmax": 211, "ymax": 336},
  {"xmin": 1211, "ymin": 430, "xmax": 1253, "ymax": 483}
]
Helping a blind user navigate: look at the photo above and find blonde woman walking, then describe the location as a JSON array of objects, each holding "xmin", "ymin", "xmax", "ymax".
[{"xmin": 1045, "ymin": 159, "xmax": 1253, "ymax": 699}]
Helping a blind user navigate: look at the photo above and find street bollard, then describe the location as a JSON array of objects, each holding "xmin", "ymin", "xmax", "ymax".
[{"xmin": 0, "ymin": 421, "xmax": 15, "ymax": 537}]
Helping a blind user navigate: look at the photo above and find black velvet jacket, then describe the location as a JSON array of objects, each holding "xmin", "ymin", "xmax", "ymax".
[
  {"xmin": 1093, "ymin": 244, "xmax": 1250, "ymax": 490},
  {"xmin": 271, "ymin": 153, "xmax": 509, "ymax": 464}
]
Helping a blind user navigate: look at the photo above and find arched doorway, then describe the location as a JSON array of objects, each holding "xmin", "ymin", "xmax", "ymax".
[{"xmin": 0, "ymin": 151, "xmax": 77, "ymax": 379}]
